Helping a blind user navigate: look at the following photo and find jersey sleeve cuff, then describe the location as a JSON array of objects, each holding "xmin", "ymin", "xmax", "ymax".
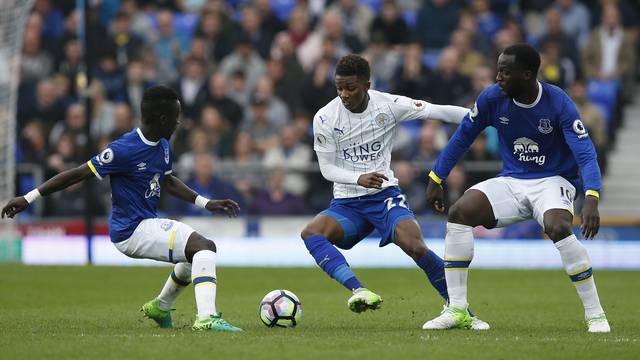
[
  {"xmin": 428, "ymin": 170, "xmax": 443, "ymax": 184},
  {"xmin": 585, "ymin": 190, "xmax": 600, "ymax": 199},
  {"xmin": 164, "ymin": 170, "xmax": 172, "ymax": 175},
  {"xmin": 86, "ymin": 160, "xmax": 103, "ymax": 180}
]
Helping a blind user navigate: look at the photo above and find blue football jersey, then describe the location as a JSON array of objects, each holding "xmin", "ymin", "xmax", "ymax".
[
  {"xmin": 433, "ymin": 82, "xmax": 601, "ymax": 192},
  {"xmin": 87, "ymin": 128, "xmax": 173, "ymax": 242}
]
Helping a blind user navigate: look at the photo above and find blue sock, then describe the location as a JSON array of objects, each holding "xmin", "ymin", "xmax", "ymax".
[
  {"xmin": 416, "ymin": 250, "xmax": 449, "ymax": 302},
  {"xmin": 304, "ymin": 235, "xmax": 363, "ymax": 291},
  {"xmin": 416, "ymin": 250, "xmax": 475, "ymax": 316}
]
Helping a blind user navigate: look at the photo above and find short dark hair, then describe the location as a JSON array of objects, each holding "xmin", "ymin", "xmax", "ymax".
[
  {"xmin": 502, "ymin": 43, "xmax": 541, "ymax": 74},
  {"xmin": 335, "ymin": 54, "xmax": 370, "ymax": 80},
  {"xmin": 141, "ymin": 85, "xmax": 179, "ymax": 123}
]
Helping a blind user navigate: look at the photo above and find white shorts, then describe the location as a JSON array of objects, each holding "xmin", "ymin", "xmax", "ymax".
[
  {"xmin": 114, "ymin": 218, "xmax": 196, "ymax": 263},
  {"xmin": 469, "ymin": 176, "xmax": 575, "ymax": 228}
]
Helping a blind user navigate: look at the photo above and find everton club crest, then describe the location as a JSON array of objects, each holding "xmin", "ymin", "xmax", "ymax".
[{"xmin": 537, "ymin": 119, "xmax": 553, "ymax": 134}]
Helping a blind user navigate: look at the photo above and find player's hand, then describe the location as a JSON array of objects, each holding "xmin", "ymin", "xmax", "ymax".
[
  {"xmin": 1, "ymin": 197, "xmax": 29, "ymax": 219},
  {"xmin": 357, "ymin": 172, "xmax": 388, "ymax": 189},
  {"xmin": 580, "ymin": 195, "xmax": 600, "ymax": 240},
  {"xmin": 426, "ymin": 178, "xmax": 445, "ymax": 213},
  {"xmin": 205, "ymin": 199, "xmax": 240, "ymax": 217}
]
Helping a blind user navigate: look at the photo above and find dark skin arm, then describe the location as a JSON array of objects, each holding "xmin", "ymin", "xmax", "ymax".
[
  {"xmin": 357, "ymin": 172, "xmax": 389, "ymax": 189},
  {"xmin": 426, "ymin": 178, "xmax": 446, "ymax": 213},
  {"xmin": 2, "ymin": 163, "xmax": 94, "ymax": 218},
  {"xmin": 581, "ymin": 195, "xmax": 599, "ymax": 240},
  {"xmin": 164, "ymin": 174, "xmax": 240, "ymax": 217}
]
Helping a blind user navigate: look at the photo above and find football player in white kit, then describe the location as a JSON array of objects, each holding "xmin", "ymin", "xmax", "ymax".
[{"xmin": 300, "ymin": 54, "xmax": 489, "ymax": 329}]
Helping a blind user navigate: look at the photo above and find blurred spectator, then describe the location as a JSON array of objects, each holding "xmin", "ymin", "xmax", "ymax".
[
  {"xmin": 297, "ymin": 9, "xmax": 361, "ymax": 72},
  {"xmin": 269, "ymin": 32, "xmax": 306, "ymax": 106},
  {"xmin": 151, "ymin": 10, "xmax": 183, "ymax": 84},
  {"xmin": 537, "ymin": 7, "xmax": 579, "ymax": 72},
  {"xmin": 204, "ymin": 72, "xmax": 244, "ymax": 129},
  {"xmin": 20, "ymin": 121, "xmax": 49, "ymax": 164},
  {"xmin": 450, "ymin": 29, "xmax": 486, "ymax": 78},
  {"xmin": 174, "ymin": 57, "xmax": 207, "ymax": 121},
  {"xmin": 110, "ymin": 104, "xmax": 135, "ymax": 140},
  {"xmin": 393, "ymin": 160, "xmax": 427, "ymax": 214},
  {"xmin": 249, "ymin": 169, "xmax": 308, "ymax": 215},
  {"xmin": 227, "ymin": 131, "xmax": 262, "ymax": 202},
  {"xmin": 415, "ymin": 0, "xmax": 461, "ymax": 50},
  {"xmin": 193, "ymin": 9, "xmax": 234, "ymax": 63},
  {"xmin": 49, "ymin": 103, "xmax": 88, "ymax": 154},
  {"xmin": 539, "ymin": 40, "xmax": 574, "ymax": 89},
  {"xmin": 121, "ymin": 0, "xmax": 156, "ymax": 43},
  {"xmin": 552, "ymin": 0, "xmax": 590, "ymax": 50},
  {"xmin": 108, "ymin": 11, "xmax": 144, "ymax": 68},
  {"xmin": 464, "ymin": 132, "xmax": 497, "ymax": 161},
  {"xmin": 46, "ymin": 131, "xmax": 83, "ymax": 176},
  {"xmin": 300, "ymin": 48, "xmax": 338, "ymax": 115},
  {"xmin": 89, "ymin": 80, "xmax": 116, "ymax": 139},
  {"xmin": 284, "ymin": 6, "xmax": 311, "ymax": 47},
  {"xmin": 328, "ymin": 0, "xmax": 375, "ymax": 44},
  {"xmin": 428, "ymin": 47, "xmax": 472, "ymax": 105},
  {"xmin": 364, "ymin": 34, "xmax": 402, "ymax": 92},
  {"xmin": 18, "ymin": 79, "xmax": 65, "ymax": 130},
  {"xmin": 198, "ymin": 105, "xmax": 235, "ymax": 158},
  {"xmin": 176, "ymin": 127, "xmax": 213, "ymax": 175},
  {"xmin": 219, "ymin": 34, "xmax": 266, "ymax": 96},
  {"xmin": 124, "ymin": 61, "xmax": 153, "ymax": 122},
  {"xmin": 254, "ymin": 0, "xmax": 286, "ymax": 50},
  {"xmin": 21, "ymin": 25, "xmax": 53, "ymax": 83},
  {"xmin": 392, "ymin": 42, "xmax": 431, "ymax": 100},
  {"xmin": 171, "ymin": 153, "xmax": 244, "ymax": 216},
  {"xmin": 471, "ymin": 0, "xmax": 503, "ymax": 43},
  {"xmin": 57, "ymin": 37, "xmax": 81, "ymax": 95},
  {"xmin": 370, "ymin": 0, "xmax": 409, "ymax": 46},
  {"xmin": 239, "ymin": 5, "xmax": 274, "ymax": 59},
  {"xmin": 33, "ymin": 0, "xmax": 65, "ymax": 43},
  {"xmin": 263, "ymin": 126, "xmax": 312, "ymax": 196},
  {"xmin": 410, "ymin": 122, "xmax": 444, "ymax": 163},
  {"xmin": 241, "ymin": 95, "xmax": 281, "ymax": 154},
  {"xmin": 582, "ymin": 4, "xmax": 636, "ymax": 100},
  {"xmin": 250, "ymin": 75, "xmax": 290, "ymax": 128},
  {"xmin": 457, "ymin": 10, "xmax": 491, "ymax": 56},
  {"xmin": 93, "ymin": 50, "xmax": 126, "ymax": 102}
]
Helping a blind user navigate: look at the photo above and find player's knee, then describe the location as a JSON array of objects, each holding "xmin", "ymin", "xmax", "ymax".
[
  {"xmin": 544, "ymin": 220, "xmax": 573, "ymax": 242},
  {"xmin": 448, "ymin": 202, "xmax": 473, "ymax": 225}
]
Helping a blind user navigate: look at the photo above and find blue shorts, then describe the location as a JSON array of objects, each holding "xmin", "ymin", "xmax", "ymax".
[{"xmin": 319, "ymin": 186, "xmax": 416, "ymax": 249}]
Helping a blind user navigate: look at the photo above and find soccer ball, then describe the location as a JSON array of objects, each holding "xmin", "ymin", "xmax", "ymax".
[{"xmin": 259, "ymin": 289, "xmax": 302, "ymax": 328}]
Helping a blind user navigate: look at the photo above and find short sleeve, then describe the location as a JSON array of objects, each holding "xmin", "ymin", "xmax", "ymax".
[
  {"xmin": 87, "ymin": 142, "xmax": 130, "ymax": 180},
  {"xmin": 313, "ymin": 113, "xmax": 336, "ymax": 153},
  {"xmin": 389, "ymin": 95, "xmax": 432, "ymax": 123},
  {"xmin": 163, "ymin": 140, "xmax": 173, "ymax": 175}
]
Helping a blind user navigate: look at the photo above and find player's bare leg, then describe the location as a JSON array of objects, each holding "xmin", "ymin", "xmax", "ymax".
[
  {"xmin": 423, "ymin": 190, "xmax": 495, "ymax": 330},
  {"xmin": 544, "ymin": 209, "xmax": 609, "ymax": 333},
  {"xmin": 301, "ymin": 215, "xmax": 381, "ymax": 313},
  {"xmin": 392, "ymin": 218, "xmax": 488, "ymax": 330},
  {"xmin": 185, "ymin": 233, "xmax": 242, "ymax": 332}
]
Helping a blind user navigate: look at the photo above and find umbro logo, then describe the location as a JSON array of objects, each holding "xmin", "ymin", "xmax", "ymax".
[
  {"xmin": 499, "ymin": 117, "xmax": 510, "ymax": 125},
  {"xmin": 137, "ymin": 162, "xmax": 147, "ymax": 170}
]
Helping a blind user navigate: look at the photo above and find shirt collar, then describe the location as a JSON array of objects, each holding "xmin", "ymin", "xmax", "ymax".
[
  {"xmin": 136, "ymin": 128, "xmax": 159, "ymax": 146},
  {"xmin": 513, "ymin": 81, "xmax": 542, "ymax": 109}
]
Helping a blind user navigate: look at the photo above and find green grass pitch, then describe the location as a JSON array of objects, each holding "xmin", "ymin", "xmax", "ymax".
[{"xmin": 0, "ymin": 265, "xmax": 637, "ymax": 359}]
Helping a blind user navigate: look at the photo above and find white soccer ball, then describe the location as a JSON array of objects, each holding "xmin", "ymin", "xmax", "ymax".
[{"xmin": 259, "ymin": 289, "xmax": 302, "ymax": 328}]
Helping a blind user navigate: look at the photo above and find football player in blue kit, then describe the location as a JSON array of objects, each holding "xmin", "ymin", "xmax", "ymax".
[
  {"xmin": 422, "ymin": 44, "xmax": 610, "ymax": 332},
  {"xmin": 2, "ymin": 86, "xmax": 242, "ymax": 332}
]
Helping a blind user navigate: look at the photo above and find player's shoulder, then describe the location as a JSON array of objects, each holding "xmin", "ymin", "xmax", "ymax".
[
  {"xmin": 540, "ymin": 81, "xmax": 573, "ymax": 105},
  {"xmin": 109, "ymin": 129, "xmax": 139, "ymax": 150},
  {"xmin": 477, "ymin": 84, "xmax": 504, "ymax": 105},
  {"xmin": 368, "ymin": 90, "xmax": 400, "ymax": 104},
  {"xmin": 314, "ymin": 97, "xmax": 342, "ymax": 124}
]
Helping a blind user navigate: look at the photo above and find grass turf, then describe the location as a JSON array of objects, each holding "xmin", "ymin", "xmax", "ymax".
[{"xmin": 0, "ymin": 265, "xmax": 637, "ymax": 359}]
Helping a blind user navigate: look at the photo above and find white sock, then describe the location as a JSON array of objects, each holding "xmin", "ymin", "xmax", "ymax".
[
  {"xmin": 157, "ymin": 262, "xmax": 192, "ymax": 311},
  {"xmin": 554, "ymin": 235, "xmax": 604, "ymax": 318},
  {"xmin": 192, "ymin": 250, "xmax": 218, "ymax": 320},
  {"xmin": 444, "ymin": 222, "xmax": 474, "ymax": 309}
]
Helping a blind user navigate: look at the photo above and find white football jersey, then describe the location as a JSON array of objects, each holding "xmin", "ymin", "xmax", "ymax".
[{"xmin": 313, "ymin": 90, "xmax": 434, "ymax": 198}]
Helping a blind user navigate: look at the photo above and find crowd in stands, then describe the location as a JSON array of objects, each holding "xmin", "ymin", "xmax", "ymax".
[{"xmin": 15, "ymin": 0, "xmax": 639, "ymax": 218}]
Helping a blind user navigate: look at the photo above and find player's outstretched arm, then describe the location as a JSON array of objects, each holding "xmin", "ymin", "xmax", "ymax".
[
  {"xmin": 426, "ymin": 104, "xmax": 469, "ymax": 124},
  {"xmin": 163, "ymin": 174, "xmax": 239, "ymax": 217},
  {"xmin": 1, "ymin": 163, "xmax": 94, "ymax": 219}
]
